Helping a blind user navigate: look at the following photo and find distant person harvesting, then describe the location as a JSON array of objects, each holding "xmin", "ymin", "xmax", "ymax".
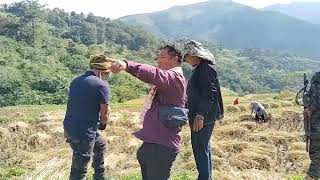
[{"xmin": 250, "ymin": 101, "xmax": 268, "ymax": 123}]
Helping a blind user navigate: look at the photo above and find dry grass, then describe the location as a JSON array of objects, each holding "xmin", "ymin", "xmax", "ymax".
[
  {"xmin": 225, "ymin": 105, "xmax": 240, "ymax": 113},
  {"xmin": 229, "ymin": 151, "xmax": 272, "ymax": 170},
  {"xmin": 0, "ymin": 90, "xmax": 310, "ymax": 179}
]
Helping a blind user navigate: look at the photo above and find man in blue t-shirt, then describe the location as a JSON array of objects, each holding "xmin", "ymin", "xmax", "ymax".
[{"xmin": 63, "ymin": 55, "xmax": 113, "ymax": 180}]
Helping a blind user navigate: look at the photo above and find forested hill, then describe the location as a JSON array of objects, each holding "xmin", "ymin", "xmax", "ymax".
[
  {"xmin": 0, "ymin": 0, "xmax": 158, "ymax": 107},
  {"xmin": 0, "ymin": 0, "xmax": 319, "ymax": 108}
]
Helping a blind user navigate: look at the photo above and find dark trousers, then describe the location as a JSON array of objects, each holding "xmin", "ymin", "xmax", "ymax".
[
  {"xmin": 67, "ymin": 133, "xmax": 106, "ymax": 180},
  {"xmin": 255, "ymin": 114, "xmax": 266, "ymax": 123},
  {"xmin": 308, "ymin": 111, "xmax": 320, "ymax": 178},
  {"xmin": 137, "ymin": 143, "xmax": 178, "ymax": 180},
  {"xmin": 191, "ymin": 123, "xmax": 215, "ymax": 180}
]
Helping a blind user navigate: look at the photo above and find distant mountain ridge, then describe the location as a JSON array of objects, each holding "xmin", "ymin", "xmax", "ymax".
[
  {"xmin": 264, "ymin": 2, "xmax": 320, "ymax": 24},
  {"xmin": 120, "ymin": 0, "xmax": 320, "ymax": 59}
]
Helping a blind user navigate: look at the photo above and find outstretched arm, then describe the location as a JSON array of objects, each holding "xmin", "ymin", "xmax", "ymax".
[{"xmin": 110, "ymin": 60, "xmax": 183, "ymax": 91}]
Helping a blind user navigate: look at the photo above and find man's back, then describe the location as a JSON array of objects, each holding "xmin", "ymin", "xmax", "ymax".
[
  {"xmin": 251, "ymin": 101, "xmax": 264, "ymax": 111},
  {"xmin": 63, "ymin": 71, "xmax": 110, "ymax": 141}
]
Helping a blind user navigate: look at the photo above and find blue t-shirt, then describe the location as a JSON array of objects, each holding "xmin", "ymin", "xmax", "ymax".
[{"xmin": 63, "ymin": 71, "xmax": 110, "ymax": 140}]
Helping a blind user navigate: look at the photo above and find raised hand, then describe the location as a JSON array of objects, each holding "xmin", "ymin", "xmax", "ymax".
[{"xmin": 110, "ymin": 60, "xmax": 127, "ymax": 73}]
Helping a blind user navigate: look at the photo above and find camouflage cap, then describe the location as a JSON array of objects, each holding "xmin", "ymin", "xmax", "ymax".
[
  {"xmin": 183, "ymin": 40, "xmax": 215, "ymax": 64},
  {"xmin": 89, "ymin": 55, "xmax": 114, "ymax": 73}
]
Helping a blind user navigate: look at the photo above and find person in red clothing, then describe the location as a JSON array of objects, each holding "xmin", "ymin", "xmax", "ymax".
[{"xmin": 234, "ymin": 97, "xmax": 239, "ymax": 105}]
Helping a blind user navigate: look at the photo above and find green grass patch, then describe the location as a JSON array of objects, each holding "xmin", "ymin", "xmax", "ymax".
[
  {"xmin": 288, "ymin": 174, "xmax": 304, "ymax": 180},
  {"xmin": 114, "ymin": 172, "xmax": 195, "ymax": 180},
  {"xmin": 0, "ymin": 105, "xmax": 66, "ymax": 125},
  {"xmin": 117, "ymin": 172, "xmax": 142, "ymax": 180},
  {"xmin": 0, "ymin": 100, "xmax": 143, "ymax": 125},
  {"xmin": 0, "ymin": 166, "xmax": 29, "ymax": 180}
]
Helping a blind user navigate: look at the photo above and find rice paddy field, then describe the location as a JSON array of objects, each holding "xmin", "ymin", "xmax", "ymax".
[{"xmin": 0, "ymin": 89, "xmax": 308, "ymax": 180}]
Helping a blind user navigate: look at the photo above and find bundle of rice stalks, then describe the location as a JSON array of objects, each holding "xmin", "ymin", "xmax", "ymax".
[
  {"xmin": 105, "ymin": 153, "xmax": 127, "ymax": 170},
  {"xmin": 287, "ymin": 150, "xmax": 308, "ymax": 163},
  {"xmin": 229, "ymin": 151, "xmax": 271, "ymax": 170},
  {"xmin": 230, "ymin": 169, "xmax": 286, "ymax": 180},
  {"xmin": 269, "ymin": 102, "xmax": 280, "ymax": 108},
  {"xmin": 213, "ymin": 155, "xmax": 225, "ymax": 170},
  {"xmin": 214, "ymin": 118, "xmax": 234, "ymax": 126},
  {"xmin": 130, "ymin": 112, "xmax": 141, "ymax": 124},
  {"xmin": 39, "ymin": 111, "xmax": 64, "ymax": 121},
  {"xmin": 8, "ymin": 121, "xmax": 29, "ymax": 133},
  {"xmin": 27, "ymin": 133, "xmax": 52, "ymax": 150},
  {"xmin": 179, "ymin": 148, "xmax": 193, "ymax": 161},
  {"xmin": 214, "ymin": 170, "xmax": 234, "ymax": 180},
  {"xmin": 289, "ymin": 142, "xmax": 306, "ymax": 151},
  {"xmin": 125, "ymin": 138, "xmax": 141, "ymax": 154},
  {"xmin": 105, "ymin": 126, "xmax": 132, "ymax": 137},
  {"xmin": 181, "ymin": 132, "xmax": 192, "ymax": 146},
  {"xmin": 215, "ymin": 124, "xmax": 249, "ymax": 139},
  {"xmin": 217, "ymin": 140, "xmax": 250, "ymax": 154},
  {"xmin": 5, "ymin": 121, "xmax": 34, "ymax": 150},
  {"xmin": 261, "ymin": 103, "xmax": 269, "ymax": 109},
  {"xmin": 36, "ymin": 121, "xmax": 64, "ymax": 135},
  {"xmin": 24, "ymin": 157, "xmax": 70, "ymax": 180},
  {"xmin": 110, "ymin": 111, "xmax": 140, "ymax": 128},
  {"xmin": 239, "ymin": 115, "xmax": 253, "ymax": 122},
  {"xmin": 212, "ymin": 145, "xmax": 227, "ymax": 158},
  {"xmin": 105, "ymin": 135, "xmax": 123, "ymax": 147},
  {"xmin": 225, "ymin": 106, "xmax": 240, "ymax": 113},
  {"xmin": 180, "ymin": 161, "xmax": 196, "ymax": 171},
  {"xmin": 281, "ymin": 101, "xmax": 293, "ymax": 107},
  {"xmin": 285, "ymin": 150, "xmax": 309, "ymax": 172},
  {"xmin": 268, "ymin": 111, "xmax": 303, "ymax": 132},
  {"xmin": 12, "ymin": 112, "xmax": 24, "ymax": 117},
  {"xmin": 121, "ymin": 161, "xmax": 140, "ymax": 170},
  {"xmin": 0, "ymin": 126, "xmax": 9, "ymax": 140},
  {"xmin": 238, "ymin": 105, "xmax": 248, "ymax": 112},
  {"xmin": 246, "ymin": 142, "xmax": 276, "ymax": 158},
  {"xmin": 5, "ymin": 120, "xmax": 64, "ymax": 151},
  {"xmin": 107, "ymin": 112, "xmax": 124, "ymax": 125},
  {"xmin": 247, "ymin": 131, "xmax": 299, "ymax": 147},
  {"xmin": 116, "ymin": 118, "xmax": 136, "ymax": 128},
  {"xmin": 239, "ymin": 121, "xmax": 257, "ymax": 131}
]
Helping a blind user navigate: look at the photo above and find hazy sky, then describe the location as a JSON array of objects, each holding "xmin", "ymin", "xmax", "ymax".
[{"xmin": 0, "ymin": 0, "xmax": 319, "ymax": 19}]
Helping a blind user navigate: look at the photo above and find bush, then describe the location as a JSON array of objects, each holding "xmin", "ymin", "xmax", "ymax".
[
  {"xmin": 0, "ymin": 66, "xmax": 25, "ymax": 107},
  {"xmin": 109, "ymin": 73, "xmax": 148, "ymax": 103}
]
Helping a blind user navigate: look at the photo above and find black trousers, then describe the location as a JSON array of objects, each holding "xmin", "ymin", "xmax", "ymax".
[
  {"xmin": 137, "ymin": 143, "xmax": 178, "ymax": 180},
  {"xmin": 307, "ymin": 111, "xmax": 320, "ymax": 178},
  {"xmin": 255, "ymin": 114, "xmax": 266, "ymax": 123},
  {"xmin": 67, "ymin": 133, "xmax": 106, "ymax": 180}
]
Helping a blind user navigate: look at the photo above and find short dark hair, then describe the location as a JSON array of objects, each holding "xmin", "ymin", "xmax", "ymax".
[{"xmin": 159, "ymin": 45, "xmax": 183, "ymax": 63}]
